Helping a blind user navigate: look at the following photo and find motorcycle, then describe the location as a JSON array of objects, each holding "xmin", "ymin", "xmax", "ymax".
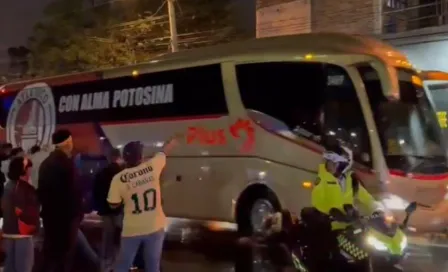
[{"xmin": 255, "ymin": 202, "xmax": 417, "ymax": 272}]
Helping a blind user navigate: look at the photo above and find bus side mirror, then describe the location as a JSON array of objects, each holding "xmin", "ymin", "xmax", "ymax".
[{"xmin": 405, "ymin": 202, "xmax": 417, "ymax": 214}]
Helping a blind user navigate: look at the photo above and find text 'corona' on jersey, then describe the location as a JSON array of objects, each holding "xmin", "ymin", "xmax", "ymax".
[
  {"xmin": 120, "ymin": 165, "xmax": 154, "ymax": 183},
  {"xmin": 58, "ymin": 84, "xmax": 174, "ymax": 113}
]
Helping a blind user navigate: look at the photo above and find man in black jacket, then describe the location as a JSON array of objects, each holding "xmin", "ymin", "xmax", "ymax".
[
  {"xmin": 0, "ymin": 143, "xmax": 12, "ymax": 217},
  {"xmin": 38, "ymin": 129, "xmax": 83, "ymax": 272},
  {"xmin": 93, "ymin": 148, "xmax": 124, "ymax": 272}
]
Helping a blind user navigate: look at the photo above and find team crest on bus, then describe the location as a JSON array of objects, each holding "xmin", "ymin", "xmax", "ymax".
[{"xmin": 6, "ymin": 83, "xmax": 56, "ymax": 151}]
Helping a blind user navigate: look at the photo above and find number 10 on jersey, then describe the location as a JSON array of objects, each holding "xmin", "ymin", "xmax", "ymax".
[{"xmin": 131, "ymin": 189, "xmax": 157, "ymax": 214}]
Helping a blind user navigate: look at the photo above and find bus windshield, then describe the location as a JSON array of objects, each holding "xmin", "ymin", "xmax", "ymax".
[
  {"xmin": 358, "ymin": 66, "xmax": 448, "ymax": 175},
  {"xmin": 426, "ymin": 83, "xmax": 448, "ymax": 112},
  {"xmin": 426, "ymin": 82, "xmax": 448, "ymax": 129}
]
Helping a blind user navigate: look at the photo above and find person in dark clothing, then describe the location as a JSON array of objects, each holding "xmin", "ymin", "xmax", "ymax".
[
  {"xmin": 10, "ymin": 147, "xmax": 24, "ymax": 157},
  {"xmin": 1, "ymin": 147, "xmax": 24, "ymax": 178},
  {"xmin": 0, "ymin": 144, "xmax": 23, "ymax": 219},
  {"xmin": 93, "ymin": 148, "xmax": 124, "ymax": 272},
  {"xmin": 37, "ymin": 129, "xmax": 83, "ymax": 272},
  {"xmin": 0, "ymin": 143, "xmax": 13, "ymax": 160},
  {"xmin": 0, "ymin": 143, "xmax": 13, "ymax": 216},
  {"xmin": 2, "ymin": 156, "xmax": 40, "ymax": 272},
  {"xmin": 30, "ymin": 145, "xmax": 41, "ymax": 155}
]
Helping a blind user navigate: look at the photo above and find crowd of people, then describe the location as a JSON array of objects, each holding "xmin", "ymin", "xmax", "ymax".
[{"xmin": 0, "ymin": 129, "xmax": 180, "ymax": 272}]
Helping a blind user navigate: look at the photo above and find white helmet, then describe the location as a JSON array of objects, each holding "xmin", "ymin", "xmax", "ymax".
[{"xmin": 323, "ymin": 140, "xmax": 353, "ymax": 175}]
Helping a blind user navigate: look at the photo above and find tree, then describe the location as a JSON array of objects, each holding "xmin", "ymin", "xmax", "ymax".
[
  {"xmin": 28, "ymin": 0, "xmax": 248, "ymax": 76},
  {"xmin": 28, "ymin": 0, "xmax": 159, "ymax": 75}
]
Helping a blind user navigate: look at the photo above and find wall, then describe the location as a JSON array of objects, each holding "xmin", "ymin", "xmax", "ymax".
[
  {"xmin": 311, "ymin": 0, "xmax": 380, "ymax": 34},
  {"xmin": 256, "ymin": 0, "xmax": 311, "ymax": 37},
  {"xmin": 397, "ymin": 40, "xmax": 448, "ymax": 71},
  {"xmin": 256, "ymin": 0, "xmax": 382, "ymax": 37},
  {"xmin": 381, "ymin": 25, "xmax": 448, "ymax": 71}
]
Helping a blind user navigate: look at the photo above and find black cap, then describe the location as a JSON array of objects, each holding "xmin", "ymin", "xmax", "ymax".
[
  {"xmin": 8, "ymin": 156, "xmax": 32, "ymax": 181},
  {"xmin": 30, "ymin": 145, "xmax": 41, "ymax": 154},
  {"xmin": 2, "ymin": 143, "xmax": 12, "ymax": 149},
  {"xmin": 52, "ymin": 129, "xmax": 72, "ymax": 145},
  {"xmin": 122, "ymin": 141, "xmax": 143, "ymax": 166},
  {"xmin": 108, "ymin": 148, "xmax": 121, "ymax": 161},
  {"xmin": 10, "ymin": 147, "xmax": 24, "ymax": 157}
]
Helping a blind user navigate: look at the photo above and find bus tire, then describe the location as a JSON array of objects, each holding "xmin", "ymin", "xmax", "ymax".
[{"xmin": 236, "ymin": 184, "xmax": 281, "ymax": 236}]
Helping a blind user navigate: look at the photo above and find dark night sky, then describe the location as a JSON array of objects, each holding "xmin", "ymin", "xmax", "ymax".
[
  {"xmin": 0, "ymin": 0, "xmax": 51, "ymax": 47},
  {"xmin": 0, "ymin": 0, "xmax": 54, "ymax": 72}
]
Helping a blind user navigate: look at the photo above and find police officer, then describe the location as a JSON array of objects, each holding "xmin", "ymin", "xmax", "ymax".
[
  {"xmin": 298, "ymin": 140, "xmax": 383, "ymax": 270},
  {"xmin": 311, "ymin": 141, "xmax": 381, "ymax": 230},
  {"xmin": 263, "ymin": 141, "xmax": 383, "ymax": 270}
]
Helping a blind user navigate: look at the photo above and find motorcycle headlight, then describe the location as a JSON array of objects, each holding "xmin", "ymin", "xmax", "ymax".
[
  {"xmin": 400, "ymin": 236, "xmax": 407, "ymax": 251},
  {"xmin": 366, "ymin": 235, "xmax": 388, "ymax": 251}
]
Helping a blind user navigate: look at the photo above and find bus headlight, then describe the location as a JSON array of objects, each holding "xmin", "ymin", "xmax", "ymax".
[{"xmin": 366, "ymin": 235, "xmax": 388, "ymax": 251}]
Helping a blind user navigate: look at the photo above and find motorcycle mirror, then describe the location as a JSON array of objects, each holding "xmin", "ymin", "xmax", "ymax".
[
  {"xmin": 401, "ymin": 202, "xmax": 417, "ymax": 229},
  {"xmin": 405, "ymin": 202, "xmax": 417, "ymax": 214}
]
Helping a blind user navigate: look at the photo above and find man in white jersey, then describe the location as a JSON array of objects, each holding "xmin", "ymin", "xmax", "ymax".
[{"xmin": 108, "ymin": 136, "xmax": 179, "ymax": 272}]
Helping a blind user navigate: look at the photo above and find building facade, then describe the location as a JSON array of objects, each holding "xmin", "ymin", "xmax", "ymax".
[
  {"xmin": 256, "ymin": 0, "xmax": 382, "ymax": 37},
  {"xmin": 380, "ymin": 0, "xmax": 448, "ymax": 71},
  {"xmin": 256, "ymin": 0, "xmax": 448, "ymax": 72}
]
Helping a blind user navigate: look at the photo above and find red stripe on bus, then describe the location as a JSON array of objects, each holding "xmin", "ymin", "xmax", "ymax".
[{"xmin": 389, "ymin": 169, "xmax": 448, "ymax": 181}]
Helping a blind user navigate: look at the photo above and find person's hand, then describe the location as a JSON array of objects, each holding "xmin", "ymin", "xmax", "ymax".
[
  {"xmin": 173, "ymin": 132, "xmax": 185, "ymax": 142},
  {"xmin": 263, "ymin": 212, "xmax": 283, "ymax": 234},
  {"xmin": 163, "ymin": 133, "xmax": 184, "ymax": 154}
]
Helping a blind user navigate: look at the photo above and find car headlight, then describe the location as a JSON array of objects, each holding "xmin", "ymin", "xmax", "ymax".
[
  {"xmin": 366, "ymin": 235, "xmax": 388, "ymax": 251},
  {"xmin": 400, "ymin": 236, "xmax": 407, "ymax": 251}
]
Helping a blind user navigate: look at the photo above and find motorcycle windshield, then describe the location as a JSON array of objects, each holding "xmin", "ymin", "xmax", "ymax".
[{"xmin": 367, "ymin": 216, "xmax": 398, "ymax": 237}]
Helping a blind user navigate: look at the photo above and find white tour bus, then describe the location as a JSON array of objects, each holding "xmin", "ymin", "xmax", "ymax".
[{"xmin": 1, "ymin": 33, "xmax": 448, "ymax": 235}]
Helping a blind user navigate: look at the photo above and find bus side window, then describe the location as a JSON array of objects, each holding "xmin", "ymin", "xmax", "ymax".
[
  {"xmin": 236, "ymin": 62, "xmax": 326, "ymax": 143},
  {"xmin": 323, "ymin": 67, "xmax": 372, "ymax": 168}
]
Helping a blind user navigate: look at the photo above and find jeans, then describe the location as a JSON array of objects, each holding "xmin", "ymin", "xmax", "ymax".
[
  {"xmin": 114, "ymin": 229, "xmax": 165, "ymax": 272},
  {"xmin": 77, "ymin": 229, "xmax": 100, "ymax": 268},
  {"xmin": 3, "ymin": 237, "xmax": 34, "ymax": 272},
  {"xmin": 100, "ymin": 214, "xmax": 123, "ymax": 271}
]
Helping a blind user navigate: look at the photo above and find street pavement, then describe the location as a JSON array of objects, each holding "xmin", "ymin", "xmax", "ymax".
[{"xmin": 1, "ymin": 216, "xmax": 447, "ymax": 271}]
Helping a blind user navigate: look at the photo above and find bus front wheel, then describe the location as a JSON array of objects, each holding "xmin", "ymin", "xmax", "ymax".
[{"xmin": 236, "ymin": 185, "xmax": 281, "ymax": 236}]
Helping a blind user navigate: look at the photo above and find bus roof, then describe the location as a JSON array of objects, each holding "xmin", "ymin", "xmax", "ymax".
[
  {"xmin": 3, "ymin": 33, "xmax": 408, "ymax": 90},
  {"xmin": 106, "ymin": 33, "xmax": 410, "ymax": 78},
  {"xmin": 420, "ymin": 70, "xmax": 448, "ymax": 81},
  {"xmin": 152, "ymin": 32, "xmax": 406, "ymax": 63},
  {"xmin": 3, "ymin": 71, "xmax": 101, "ymax": 93}
]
